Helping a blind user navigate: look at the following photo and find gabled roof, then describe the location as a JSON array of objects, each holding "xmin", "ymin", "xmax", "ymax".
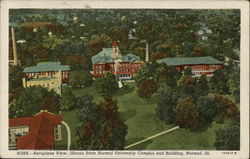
[
  {"xmin": 23, "ymin": 62, "xmax": 70, "ymax": 73},
  {"xmin": 156, "ymin": 56, "xmax": 223, "ymax": 66},
  {"xmin": 9, "ymin": 111, "xmax": 62, "ymax": 150},
  {"xmin": 91, "ymin": 48, "xmax": 142, "ymax": 64}
]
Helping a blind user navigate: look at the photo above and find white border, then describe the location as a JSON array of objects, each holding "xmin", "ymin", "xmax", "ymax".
[{"xmin": 0, "ymin": 0, "xmax": 249, "ymax": 158}]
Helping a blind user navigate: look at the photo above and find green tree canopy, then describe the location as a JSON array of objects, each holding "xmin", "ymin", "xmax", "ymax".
[
  {"xmin": 76, "ymin": 98, "xmax": 127, "ymax": 150},
  {"xmin": 10, "ymin": 86, "xmax": 60, "ymax": 117},
  {"xmin": 94, "ymin": 72, "xmax": 119, "ymax": 98}
]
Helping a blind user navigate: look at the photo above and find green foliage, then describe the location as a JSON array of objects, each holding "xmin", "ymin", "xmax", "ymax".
[
  {"xmin": 197, "ymin": 95, "xmax": 218, "ymax": 122},
  {"xmin": 60, "ymin": 86, "xmax": 77, "ymax": 110},
  {"xmin": 9, "ymin": 66, "xmax": 24, "ymax": 102},
  {"xmin": 214, "ymin": 115, "xmax": 240, "ymax": 150},
  {"xmin": 76, "ymin": 98, "xmax": 127, "ymax": 150},
  {"xmin": 209, "ymin": 67, "xmax": 230, "ymax": 95},
  {"xmin": 12, "ymin": 86, "xmax": 60, "ymax": 117},
  {"xmin": 135, "ymin": 62, "xmax": 159, "ymax": 86},
  {"xmin": 135, "ymin": 62, "xmax": 181, "ymax": 89},
  {"xmin": 137, "ymin": 79, "xmax": 157, "ymax": 99},
  {"xmin": 69, "ymin": 70, "xmax": 93, "ymax": 88},
  {"xmin": 155, "ymin": 85, "xmax": 176, "ymax": 124},
  {"xmin": 94, "ymin": 72, "xmax": 119, "ymax": 98},
  {"xmin": 228, "ymin": 66, "xmax": 240, "ymax": 103},
  {"xmin": 10, "ymin": 9, "xmax": 240, "ymax": 69},
  {"xmin": 213, "ymin": 94, "xmax": 238, "ymax": 123},
  {"xmin": 177, "ymin": 75, "xmax": 196, "ymax": 99},
  {"xmin": 183, "ymin": 67, "xmax": 193, "ymax": 76},
  {"xmin": 195, "ymin": 74, "xmax": 209, "ymax": 96}
]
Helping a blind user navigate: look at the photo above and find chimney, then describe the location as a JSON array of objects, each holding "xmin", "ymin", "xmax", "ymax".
[
  {"xmin": 22, "ymin": 78, "xmax": 26, "ymax": 88},
  {"xmin": 145, "ymin": 41, "xmax": 149, "ymax": 62},
  {"xmin": 11, "ymin": 27, "xmax": 18, "ymax": 66}
]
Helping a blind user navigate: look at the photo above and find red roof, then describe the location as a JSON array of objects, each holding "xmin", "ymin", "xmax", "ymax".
[
  {"xmin": 112, "ymin": 41, "xmax": 119, "ymax": 47},
  {"xmin": 9, "ymin": 111, "xmax": 62, "ymax": 150}
]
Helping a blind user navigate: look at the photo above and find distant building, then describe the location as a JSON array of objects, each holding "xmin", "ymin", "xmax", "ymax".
[
  {"xmin": 23, "ymin": 62, "xmax": 70, "ymax": 83},
  {"xmin": 9, "ymin": 110, "xmax": 62, "ymax": 150},
  {"xmin": 22, "ymin": 62, "xmax": 70, "ymax": 95},
  {"xmin": 157, "ymin": 56, "xmax": 223, "ymax": 76},
  {"xmin": 91, "ymin": 42, "xmax": 144, "ymax": 80},
  {"xmin": 22, "ymin": 71, "xmax": 62, "ymax": 95}
]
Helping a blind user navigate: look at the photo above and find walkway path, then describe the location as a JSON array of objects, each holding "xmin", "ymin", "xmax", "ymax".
[
  {"xmin": 62, "ymin": 121, "xmax": 71, "ymax": 150},
  {"xmin": 124, "ymin": 126, "xmax": 180, "ymax": 149}
]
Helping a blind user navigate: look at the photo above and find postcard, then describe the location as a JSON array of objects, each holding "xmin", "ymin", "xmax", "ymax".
[{"xmin": 0, "ymin": 0, "xmax": 249, "ymax": 158}]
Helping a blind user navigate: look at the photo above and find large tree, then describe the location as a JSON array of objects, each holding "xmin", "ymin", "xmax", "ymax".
[
  {"xmin": 197, "ymin": 95, "xmax": 218, "ymax": 123},
  {"xmin": 213, "ymin": 94, "xmax": 238, "ymax": 123},
  {"xmin": 94, "ymin": 72, "xmax": 119, "ymax": 98},
  {"xmin": 156, "ymin": 85, "xmax": 177, "ymax": 124},
  {"xmin": 69, "ymin": 70, "xmax": 93, "ymax": 88},
  {"xmin": 209, "ymin": 67, "xmax": 230, "ymax": 95},
  {"xmin": 177, "ymin": 75, "xmax": 196, "ymax": 99},
  {"xmin": 76, "ymin": 98, "xmax": 127, "ymax": 150},
  {"xmin": 175, "ymin": 97, "xmax": 203, "ymax": 129},
  {"xmin": 195, "ymin": 74, "xmax": 209, "ymax": 97},
  {"xmin": 60, "ymin": 86, "xmax": 77, "ymax": 110},
  {"xmin": 137, "ymin": 79, "xmax": 157, "ymax": 100},
  {"xmin": 9, "ymin": 65, "xmax": 24, "ymax": 102}
]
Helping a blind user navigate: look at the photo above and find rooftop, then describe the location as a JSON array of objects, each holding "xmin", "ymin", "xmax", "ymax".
[
  {"xmin": 156, "ymin": 56, "xmax": 223, "ymax": 66},
  {"xmin": 9, "ymin": 111, "xmax": 62, "ymax": 150},
  {"xmin": 91, "ymin": 48, "xmax": 142, "ymax": 64},
  {"xmin": 23, "ymin": 62, "xmax": 70, "ymax": 73}
]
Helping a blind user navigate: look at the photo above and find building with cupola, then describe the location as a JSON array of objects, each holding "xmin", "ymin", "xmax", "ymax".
[{"xmin": 91, "ymin": 42, "xmax": 144, "ymax": 80}]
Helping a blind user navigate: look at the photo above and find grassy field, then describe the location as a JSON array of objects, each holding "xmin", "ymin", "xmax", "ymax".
[{"xmin": 57, "ymin": 83, "xmax": 231, "ymax": 150}]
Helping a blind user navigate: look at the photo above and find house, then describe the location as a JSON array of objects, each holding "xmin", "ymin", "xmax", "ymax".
[
  {"xmin": 157, "ymin": 56, "xmax": 223, "ymax": 76},
  {"xmin": 91, "ymin": 42, "xmax": 144, "ymax": 80},
  {"xmin": 23, "ymin": 61, "xmax": 70, "ymax": 83},
  {"xmin": 9, "ymin": 110, "xmax": 62, "ymax": 150}
]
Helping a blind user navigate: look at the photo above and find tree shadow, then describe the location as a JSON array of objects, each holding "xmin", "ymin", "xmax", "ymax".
[
  {"xmin": 125, "ymin": 137, "xmax": 153, "ymax": 150},
  {"xmin": 119, "ymin": 109, "xmax": 137, "ymax": 122},
  {"xmin": 115, "ymin": 85, "xmax": 135, "ymax": 97},
  {"xmin": 190, "ymin": 122, "xmax": 213, "ymax": 133}
]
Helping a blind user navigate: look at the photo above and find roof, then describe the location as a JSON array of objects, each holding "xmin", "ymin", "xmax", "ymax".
[
  {"xmin": 91, "ymin": 48, "xmax": 141, "ymax": 64},
  {"xmin": 23, "ymin": 62, "xmax": 70, "ymax": 73},
  {"xmin": 156, "ymin": 56, "xmax": 223, "ymax": 66},
  {"xmin": 9, "ymin": 111, "xmax": 62, "ymax": 150}
]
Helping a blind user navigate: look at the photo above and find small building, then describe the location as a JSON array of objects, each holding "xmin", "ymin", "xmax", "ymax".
[
  {"xmin": 91, "ymin": 42, "xmax": 144, "ymax": 80},
  {"xmin": 157, "ymin": 56, "xmax": 223, "ymax": 76},
  {"xmin": 9, "ymin": 110, "xmax": 62, "ymax": 150},
  {"xmin": 23, "ymin": 62, "xmax": 70, "ymax": 83}
]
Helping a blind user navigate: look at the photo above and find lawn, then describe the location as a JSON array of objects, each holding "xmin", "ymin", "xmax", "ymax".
[{"xmin": 57, "ymin": 83, "xmax": 231, "ymax": 150}]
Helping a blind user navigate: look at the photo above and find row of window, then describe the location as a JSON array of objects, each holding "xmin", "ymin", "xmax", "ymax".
[
  {"xmin": 95, "ymin": 64, "xmax": 142, "ymax": 70},
  {"xmin": 118, "ymin": 74, "xmax": 131, "ymax": 77},
  {"xmin": 194, "ymin": 72, "xmax": 213, "ymax": 75},
  {"xmin": 95, "ymin": 69, "xmax": 138, "ymax": 74}
]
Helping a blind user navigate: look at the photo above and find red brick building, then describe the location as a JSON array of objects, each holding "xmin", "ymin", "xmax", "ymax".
[
  {"xmin": 9, "ymin": 110, "xmax": 62, "ymax": 150},
  {"xmin": 91, "ymin": 42, "xmax": 144, "ymax": 80},
  {"xmin": 23, "ymin": 62, "xmax": 70, "ymax": 83},
  {"xmin": 157, "ymin": 56, "xmax": 223, "ymax": 76}
]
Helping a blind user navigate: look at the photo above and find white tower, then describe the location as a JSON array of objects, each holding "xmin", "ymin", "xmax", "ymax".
[
  {"xmin": 145, "ymin": 40, "xmax": 149, "ymax": 62},
  {"xmin": 11, "ymin": 27, "xmax": 18, "ymax": 66}
]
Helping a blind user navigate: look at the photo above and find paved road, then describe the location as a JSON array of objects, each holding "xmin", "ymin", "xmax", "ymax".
[{"xmin": 124, "ymin": 126, "xmax": 180, "ymax": 149}]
